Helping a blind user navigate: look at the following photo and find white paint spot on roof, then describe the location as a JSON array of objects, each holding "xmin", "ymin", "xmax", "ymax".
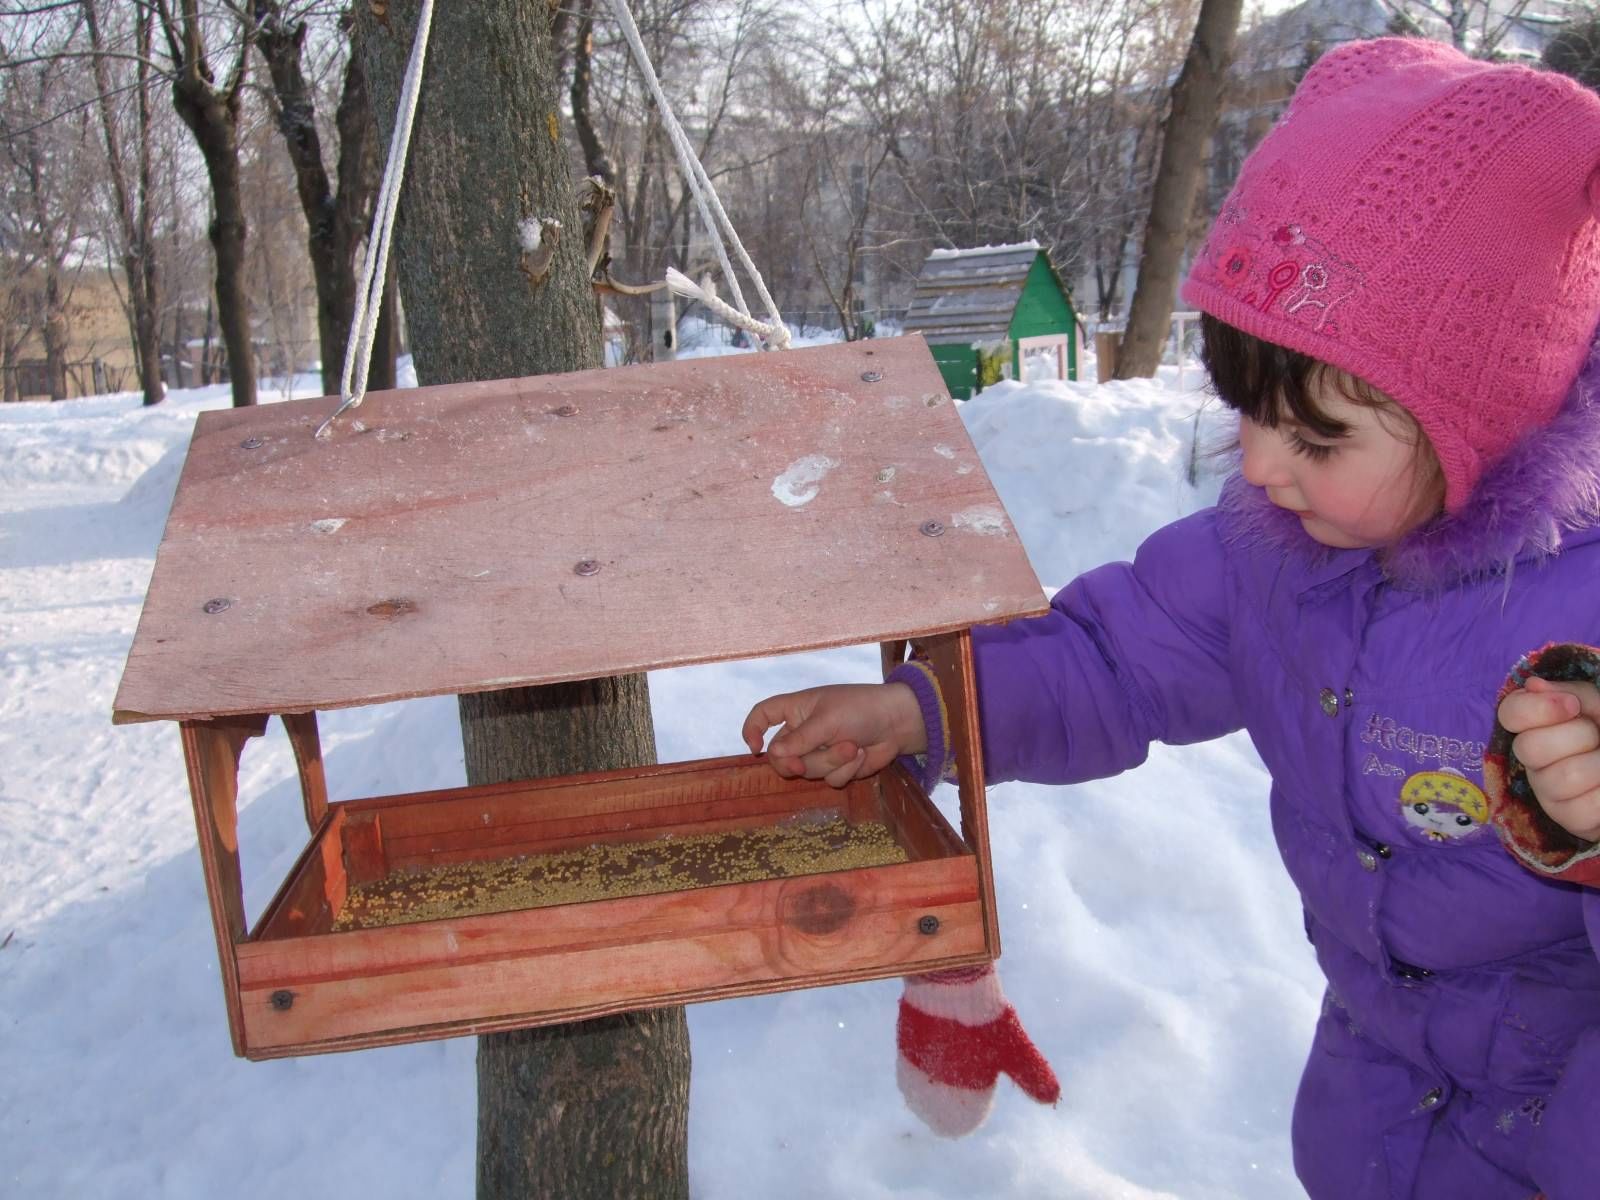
[
  {"xmin": 951, "ymin": 505, "xmax": 1008, "ymax": 535},
  {"xmin": 773, "ymin": 454, "xmax": 838, "ymax": 507}
]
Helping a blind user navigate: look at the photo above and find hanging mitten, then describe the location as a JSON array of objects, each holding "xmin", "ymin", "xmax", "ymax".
[{"xmin": 895, "ymin": 962, "xmax": 1060, "ymax": 1136}]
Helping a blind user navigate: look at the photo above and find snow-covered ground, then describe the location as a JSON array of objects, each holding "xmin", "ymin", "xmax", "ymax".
[{"xmin": 1, "ymin": 338, "xmax": 1322, "ymax": 1199}]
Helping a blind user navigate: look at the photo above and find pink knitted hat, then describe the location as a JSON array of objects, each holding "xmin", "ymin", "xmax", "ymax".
[{"xmin": 1182, "ymin": 38, "xmax": 1600, "ymax": 512}]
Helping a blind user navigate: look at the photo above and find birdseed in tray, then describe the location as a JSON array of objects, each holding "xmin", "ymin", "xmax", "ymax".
[{"xmin": 333, "ymin": 815, "xmax": 909, "ymax": 931}]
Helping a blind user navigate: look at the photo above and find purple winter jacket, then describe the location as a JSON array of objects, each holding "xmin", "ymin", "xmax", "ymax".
[{"xmin": 957, "ymin": 363, "xmax": 1600, "ymax": 1198}]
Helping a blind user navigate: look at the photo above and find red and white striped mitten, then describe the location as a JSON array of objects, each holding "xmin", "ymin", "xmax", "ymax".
[{"xmin": 895, "ymin": 963, "xmax": 1060, "ymax": 1137}]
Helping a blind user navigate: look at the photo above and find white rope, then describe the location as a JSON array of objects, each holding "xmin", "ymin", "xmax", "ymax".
[
  {"xmin": 317, "ymin": 0, "xmax": 436, "ymax": 439},
  {"xmin": 606, "ymin": 0, "xmax": 790, "ymax": 350},
  {"xmin": 664, "ymin": 269, "xmax": 788, "ymax": 347}
]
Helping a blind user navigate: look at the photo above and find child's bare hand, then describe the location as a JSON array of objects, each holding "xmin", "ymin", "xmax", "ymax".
[
  {"xmin": 1497, "ymin": 676, "xmax": 1600, "ymax": 841},
  {"xmin": 742, "ymin": 683, "xmax": 927, "ymax": 789}
]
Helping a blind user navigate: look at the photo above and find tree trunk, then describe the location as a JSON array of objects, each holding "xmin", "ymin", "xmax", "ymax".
[
  {"xmin": 43, "ymin": 271, "xmax": 68, "ymax": 401},
  {"xmin": 84, "ymin": 0, "xmax": 165, "ymax": 407},
  {"xmin": 168, "ymin": 303, "xmax": 183, "ymax": 390},
  {"xmin": 166, "ymin": 4, "xmax": 257, "ymax": 406},
  {"xmin": 1114, "ymin": 0, "xmax": 1242, "ymax": 380},
  {"xmin": 354, "ymin": 5, "xmax": 691, "ymax": 1198},
  {"xmin": 183, "ymin": 111, "xmax": 254, "ymax": 405},
  {"xmin": 571, "ymin": 0, "xmax": 616, "ymax": 187},
  {"xmin": 136, "ymin": 251, "xmax": 163, "ymax": 404},
  {"xmin": 135, "ymin": 5, "xmax": 163, "ymax": 408},
  {"xmin": 3, "ymin": 331, "xmax": 18, "ymax": 403},
  {"xmin": 367, "ymin": 256, "xmax": 398, "ymax": 393},
  {"xmin": 199, "ymin": 295, "xmax": 217, "ymax": 384},
  {"xmin": 340, "ymin": 19, "xmax": 395, "ymax": 393},
  {"xmin": 258, "ymin": 4, "xmax": 388, "ymax": 398},
  {"xmin": 465, "ymin": 677, "xmax": 689, "ymax": 1200}
]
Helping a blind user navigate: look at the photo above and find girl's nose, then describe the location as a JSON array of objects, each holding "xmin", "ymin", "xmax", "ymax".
[{"xmin": 1238, "ymin": 422, "xmax": 1287, "ymax": 488}]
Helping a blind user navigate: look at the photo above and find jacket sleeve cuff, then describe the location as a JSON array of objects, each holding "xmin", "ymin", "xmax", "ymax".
[
  {"xmin": 1485, "ymin": 642, "xmax": 1600, "ymax": 887},
  {"xmin": 886, "ymin": 658, "xmax": 952, "ymax": 795}
]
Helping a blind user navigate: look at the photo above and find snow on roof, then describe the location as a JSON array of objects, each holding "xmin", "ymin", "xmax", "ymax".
[{"xmin": 927, "ymin": 240, "xmax": 1041, "ymax": 260}]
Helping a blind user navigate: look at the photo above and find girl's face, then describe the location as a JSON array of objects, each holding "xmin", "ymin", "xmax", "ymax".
[{"xmin": 1238, "ymin": 383, "xmax": 1439, "ymax": 549}]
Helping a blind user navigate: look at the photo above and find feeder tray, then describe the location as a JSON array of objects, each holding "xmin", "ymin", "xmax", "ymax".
[{"xmin": 114, "ymin": 336, "xmax": 1047, "ymax": 1059}]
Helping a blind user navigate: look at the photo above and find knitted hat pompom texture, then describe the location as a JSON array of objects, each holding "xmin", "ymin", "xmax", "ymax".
[{"xmin": 1181, "ymin": 38, "xmax": 1600, "ymax": 513}]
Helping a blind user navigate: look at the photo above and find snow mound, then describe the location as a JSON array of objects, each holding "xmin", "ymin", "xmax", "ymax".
[{"xmin": 960, "ymin": 378, "xmax": 1226, "ymax": 587}]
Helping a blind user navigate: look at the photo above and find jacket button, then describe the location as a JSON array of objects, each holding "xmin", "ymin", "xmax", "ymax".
[
  {"xmin": 1375, "ymin": 843, "xmax": 1392, "ymax": 859},
  {"xmin": 1319, "ymin": 687, "xmax": 1339, "ymax": 717},
  {"xmin": 1418, "ymin": 1087, "xmax": 1443, "ymax": 1110},
  {"xmin": 1357, "ymin": 848, "xmax": 1378, "ymax": 871},
  {"xmin": 1343, "ymin": 688, "xmax": 1355, "ymax": 708}
]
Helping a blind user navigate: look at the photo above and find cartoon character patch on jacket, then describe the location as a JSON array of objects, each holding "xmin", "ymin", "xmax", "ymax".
[{"xmin": 1398, "ymin": 769, "xmax": 1490, "ymax": 842}]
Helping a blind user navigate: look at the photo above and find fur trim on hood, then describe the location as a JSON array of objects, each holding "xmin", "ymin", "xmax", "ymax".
[{"xmin": 1216, "ymin": 340, "xmax": 1600, "ymax": 590}]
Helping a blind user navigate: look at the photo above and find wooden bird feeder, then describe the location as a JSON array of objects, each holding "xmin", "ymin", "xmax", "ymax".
[{"xmin": 113, "ymin": 336, "xmax": 1048, "ymax": 1060}]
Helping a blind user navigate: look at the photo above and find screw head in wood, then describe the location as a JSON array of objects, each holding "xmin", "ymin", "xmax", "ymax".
[
  {"xmin": 860, "ymin": 370, "xmax": 883, "ymax": 383},
  {"xmin": 269, "ymin": 989, "xmax": 294, "ymax": 1011},
  {"xmin": 239, "ymin": 436, "xmax": 263, "ymax": 450},
  {"xmin": 917, "ymin": 915, "xmax": 940, "ymax": 935},
  {"xmin": 202, "ymin": 598, "xmax": 232, "ymax": 614},
  {"xmin": 574, "ymin": 559, "xmax": 601, "ymax": 576},
  {"xmin": 919, "ymin": 520, "xmax": 945, "ymax": 538}
]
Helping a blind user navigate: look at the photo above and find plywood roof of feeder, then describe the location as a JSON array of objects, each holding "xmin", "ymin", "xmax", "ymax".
[{"xmin": 113, "ymin": 336, "xmax": 1047, "ymax": 724}]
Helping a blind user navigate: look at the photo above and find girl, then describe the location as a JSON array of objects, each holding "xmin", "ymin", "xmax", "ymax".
[{"xmin": 743, "ymin": 39, "xmax": 1600, "ymax": 1199}]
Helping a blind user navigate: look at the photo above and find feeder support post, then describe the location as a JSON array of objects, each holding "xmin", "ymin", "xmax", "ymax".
[{"xmin": 354, "ymin": 4, "xmax": 690, "ymax": 1197}]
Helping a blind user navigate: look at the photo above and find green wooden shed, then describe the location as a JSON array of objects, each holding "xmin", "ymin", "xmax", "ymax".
[{"xmin": 901, "ymin": 242, "xmax": 1079, "ymax": 400}]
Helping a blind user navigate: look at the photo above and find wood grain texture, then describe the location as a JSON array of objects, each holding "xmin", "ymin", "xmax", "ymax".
[
  {"xmin": 235, "ymin": 857, "xmax": 983, "ymax": 1055},
  {"xmin": 348, "ymin": 754, "xmax": 843, "ymax": 868},
  {"xmin": 252, "ymin": 809, "xmax": 346, "ymax": 940},
  {"xmin": 922, "ymin": 630, "xmax": 1001, "ymax": 956},
  {"xmin": 878, "ymin": 766, "xmax": 967, "ymax": 862},
  {"xmin": 237, "ymin": 941, "xmax": 995, "ymax": 1061},
  {"xmin": 229, "ymin": 755, "xmax": 984, "ymax": 1056},
  {"xmin": 282, "ymin": 711, "xmax": 327, "ymax": 830},
  {"xmin": 341, "ymin": 812, "xmax": 387, "ymax": 885},
  {"xmin": 113, "ymin": 336, "xmax": 1047, "ymax": 723},
  {"xmin": 250, "ymin": 759, "xmax": 942, "ymax": 929},
  {"xmin": 181, "ymin": 717, "xmax": 268, "ymax": 1055}
]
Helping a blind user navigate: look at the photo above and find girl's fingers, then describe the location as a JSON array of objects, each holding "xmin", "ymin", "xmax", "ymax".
[
  {"xmin": 780, "ymin": 741, "xmax": 858, "ymax": 783},
  {"xmin": 861, "ymin": 741, "xmax": 901, "ymax": 777},
  {"xmin": 1508, "ymin": 680, "xmax": 1600, "ymax": 840},
  {"xmin": 769, "ymin": 712, "xmax": 844, "ymax": 761},
  {"xmin": 1522, "ymin": 677, "xmax": 1600, "ymax": 720},
  {"xmin": 1527, "ymin": 747, "xmax": 1600, "ymax": 811},
  {"xmin": 1500, "ymin": 686, "xmax": 1581, "ymax": 734},
  {"xmin": 1513, "ymin": 717, "xmax": 1600, "ymax": 773},
  {"xmin": 742, "ymin": 694, "xmax": 808, "ymax": 754},
  {"xmin": 787, "ymin": 748, "xmax": 864, "ymax": 784},
  {"xmin": 824, "ymin": 747, "xmax": 869, "ymax": 790},
  {"xmin": 1532, "ymin": 779, "xmax": 1600, "ymax": 841}
]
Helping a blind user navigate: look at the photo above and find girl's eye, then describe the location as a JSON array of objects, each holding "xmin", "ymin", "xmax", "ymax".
[{"xmin": 1288, "ymin": 432, "xmax": 1336, "ymax": 461}]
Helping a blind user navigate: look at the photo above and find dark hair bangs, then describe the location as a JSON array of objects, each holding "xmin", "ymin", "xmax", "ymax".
[{"xmin": 1198, "ymin": 312, "xmax": 1380, "ymax": 438}]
